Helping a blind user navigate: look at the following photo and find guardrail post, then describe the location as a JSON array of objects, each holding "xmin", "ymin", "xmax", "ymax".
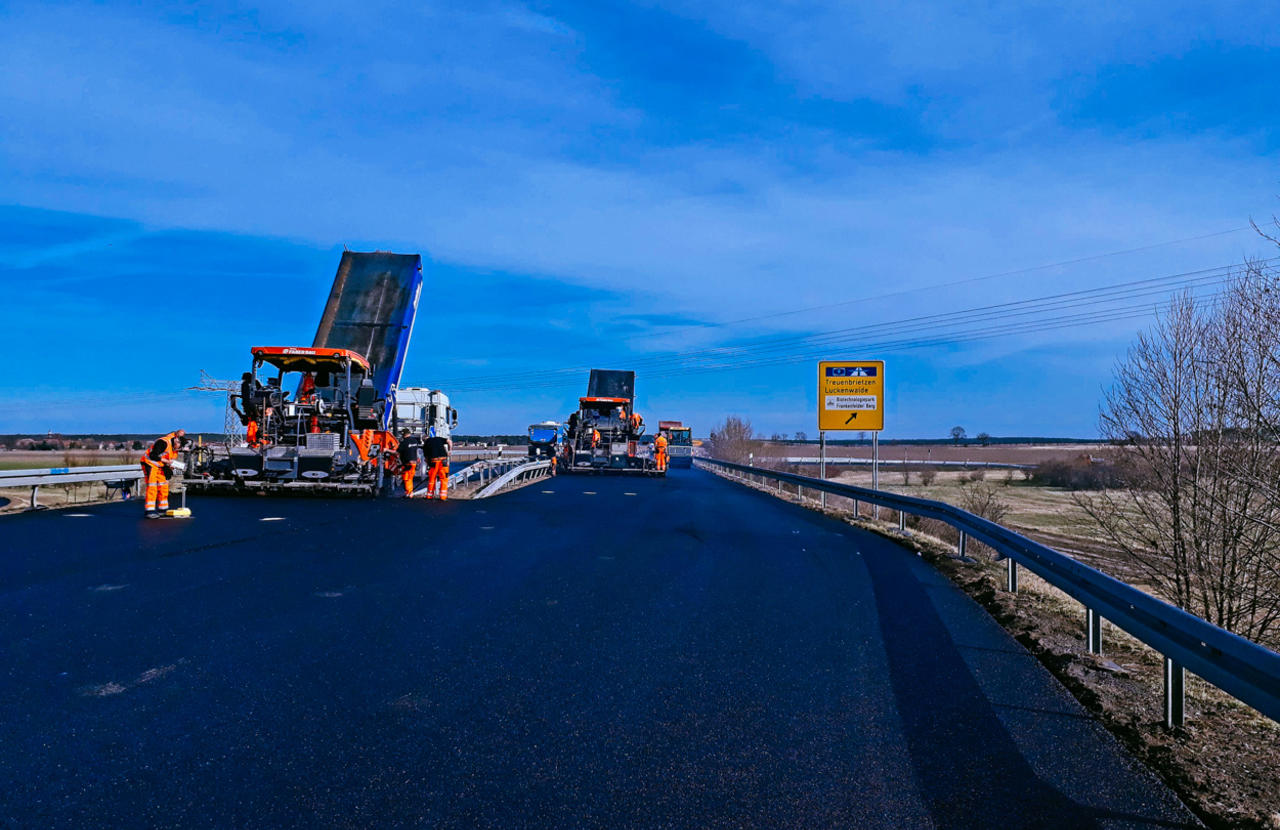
[
  {"xmin": 853, "ymin": 498, "xmax": 860, "ymax": 518},
  {"xmin": 30, "ymin": 485, "xmax": 40, "ymax": 509},
  {"xmin": 957, "ymin": 530, "xmax": 967, "ymax": 559},
  {"xmin": 1086, "ymin": 608, "xmax": 1102, "ymax": 654},
  {"xmin": 1164, "ymin": 657, "xmax": 1185, "ymax": 728},
  {"xmin": 1006, "ymin": 558, "xmax": 1018, "ymax": 592}
]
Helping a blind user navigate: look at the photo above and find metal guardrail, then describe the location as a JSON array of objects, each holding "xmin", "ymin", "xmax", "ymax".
[
  {"xmin": 0, "ymin": 465, "xmax": 142, "ymax": 509},
  {"xmin": 698, "ymin": 457, "xmax": 1280, "ymax": 728},
  {"xmin": 474, "ymin": 460, "xmax": 553, "ymax": 498},
  {"xmin": 443, "ymin": 458, "xmax": 527, "ymax": 491},
  {"xmin": 763, "ymin": 456, "xmax": 1032, "ymax": 470}
]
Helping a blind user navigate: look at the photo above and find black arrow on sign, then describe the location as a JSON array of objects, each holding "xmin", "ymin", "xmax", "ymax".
[{"xmin": 845, "ymin": 412, "xmax": 857, "ymax": 425}]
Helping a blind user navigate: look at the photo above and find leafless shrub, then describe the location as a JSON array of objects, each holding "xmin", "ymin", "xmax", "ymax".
[
  {"xmin": 1031, "ymin": 458, "xmax": 1124, "ymax": 490},
  {"xmin": 919, "ymin": 468, "xmax": 937, "ymax": 486},
  {"xmin": 967, "ymin": 469, "xmax": 986, "ymax": 482},
  {"xmin": 1077, "ymin": 269, "xmax": 1280, "ymax": 647},
  {"xmin": 960, "ymin": 484, "xmax": 1010, "ymax": 526},
  {"xmin": 707, "ymin": 416, "xmax": 762, "ymax": 464}
]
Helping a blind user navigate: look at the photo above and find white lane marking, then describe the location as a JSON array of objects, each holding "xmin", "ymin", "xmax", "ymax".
[
  {"xmin": 315, "ymin": 590, "xmax": 345, "ymax": 598},
  {"xmin": 583, "ymin": 491, "xmax": 597, "ymax": 495},
  {"xmin": 80, "ymin": 660, "xmax": 184, "ymax": 698},
  {"xmin": 65, "ymin": 513, "xmax": 94, "ymax": 517},
  {"xmin": 623, "ymin": 492, "xmax": 637, "ymax": 496},
  {"xmin": 89, "ymin": 584, "xmax": 129, "ymax": 592},
  {"xmin": 480, "ymin": 526, "xmax": 495, "ymax": 530},
  {"xmin": 260, "ymin": 517, "xmax": 285, "ymax": 522},
  {"xmin": 541, "ymin": 490, "xmax": 555, "ymax": 494}
]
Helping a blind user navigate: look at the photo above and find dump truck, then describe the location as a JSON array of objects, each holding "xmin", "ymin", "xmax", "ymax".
[
  {"xmin": 527, "ymin": 421, "xmax": 562, "ymax": 461},
  {"xmin": 561, "ymin": 370, "xmax": 661, "ymax": 475},
  {"xmin": 658, "ymin": 421, "xmax": 694, "ymax": 468},
  {"xmin": 186, "ymin": 251, "xmax": 446, "ymax": 495},
  {"xmin": 313, "ymin": 251, "xmax": 423, "ymax": 423}
]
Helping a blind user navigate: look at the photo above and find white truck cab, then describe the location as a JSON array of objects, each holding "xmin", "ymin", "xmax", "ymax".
[{"xmin": 393, "ymin": 388, "xmax": 458, "ymax": 438}]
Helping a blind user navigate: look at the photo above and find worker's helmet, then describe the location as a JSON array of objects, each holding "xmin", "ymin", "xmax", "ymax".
[{"xmin": 400, "ymin": 429, "xmax": 410, "ymax": 438}]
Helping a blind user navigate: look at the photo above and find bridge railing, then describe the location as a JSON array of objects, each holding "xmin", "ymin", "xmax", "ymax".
[
  {"xmin": 697, "ymin": 456, "xmax": 1280, "ymax": 728},
  {"xmin": 473, "ymin": 460, "xmax": 553, "ymax": 498},
  {"xmin": 0, "ymin": 465, "xmax": 142, "ymax": 509}
]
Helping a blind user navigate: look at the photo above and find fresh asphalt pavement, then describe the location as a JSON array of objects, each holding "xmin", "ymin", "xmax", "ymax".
[{"xmin": 0, "ymin": 468, "xmax": 1198, "ymax": 828}]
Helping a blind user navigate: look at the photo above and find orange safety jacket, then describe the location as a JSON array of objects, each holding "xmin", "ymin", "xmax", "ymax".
[{"xmin": 140, "ymin": 432, "xmax": 179, "ymax": 468}]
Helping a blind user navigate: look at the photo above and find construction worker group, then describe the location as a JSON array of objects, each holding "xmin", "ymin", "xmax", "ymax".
[{"xmin": 396, "ymin": 428, "xmax": 452, "ymax": 499}]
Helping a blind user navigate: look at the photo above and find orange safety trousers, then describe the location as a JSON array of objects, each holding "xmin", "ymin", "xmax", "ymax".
[
  {"xmin": 401, "ymin": 462, "xmax": 417, "ymax": 496},
  {"xmin": 426, "ymin": 459, "xmax": 449, "ymax": 499},
  {"xmin": 656, "ymin": 449, "xmax": 668, "ymax": 471}
]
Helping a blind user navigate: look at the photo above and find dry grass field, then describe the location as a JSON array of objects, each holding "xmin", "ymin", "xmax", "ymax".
[{"xmin": 757, "ymin": 440, "xmax": 1104, "ymax": 466}]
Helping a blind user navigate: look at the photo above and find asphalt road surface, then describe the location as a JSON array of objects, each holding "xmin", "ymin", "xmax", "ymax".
[{"xmin": 0, "ymin": 469, "xmax": 1198, "ymax": 828}]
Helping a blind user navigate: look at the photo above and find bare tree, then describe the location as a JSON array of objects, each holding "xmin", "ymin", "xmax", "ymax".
[
  {"xmin": 1077, "ymin": 285, "xmax": 1280, "ymax": 646},
  {"xmin": 960, "ymin": 484, "xmax": 1010, "ymax": 525},
  {"xmin": 708, "ymin": 416, "xmax": 761, "ymax": 464},
  {"xmin": 950, "ymin": 426, "xmax": 966, "ymax": 445},
  {"xmin": 794, "ymin": 431, "xmax": 808, "ymax": 442},
  {"xmin": 976, "ymin": 432, "xmax": 991, "ymax": 447}
]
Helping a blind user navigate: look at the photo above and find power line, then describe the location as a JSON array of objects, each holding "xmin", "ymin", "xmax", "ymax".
[{"xmin": 435, "ymin": 259, "xmax": 1263, "ymax": 392}]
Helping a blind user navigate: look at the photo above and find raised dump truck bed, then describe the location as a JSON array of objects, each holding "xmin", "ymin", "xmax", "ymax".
[{"xmin": 313, "ymin": 251, "xmax": 423, "ymax": 418}]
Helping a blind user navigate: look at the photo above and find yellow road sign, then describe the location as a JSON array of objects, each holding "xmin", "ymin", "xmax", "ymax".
[{"xmin": 818, "ymin": 360, "xmax": 884, "ymax": 431}]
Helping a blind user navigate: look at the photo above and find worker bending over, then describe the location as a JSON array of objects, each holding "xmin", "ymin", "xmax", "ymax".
[
  {"xmin": 423, "ymin": 430, "xmax": 451, "ymax": 500},
  {"xmin": 398, "ymin": 429, "xmax": 422, "ymax": 497},
  {"xmin": 653, "ymin": 432, "xmax": 669, "ymax": 472},
  {"xmin": 140, "ymin": 429, "xmax": 186, "ymax": 518}
]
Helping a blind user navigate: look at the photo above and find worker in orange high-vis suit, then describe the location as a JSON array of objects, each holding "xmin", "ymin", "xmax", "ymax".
[
  {"xmin": 140, "ymin": 429, "xmax": 185, "ymax": 518},
  {"xmin": 591, "ymin": 428, "xmax": 601, "ymax": 449},
  {"xmin": 423, "ymin": 431, "xmax": 451, "ymax": 500},
  {"xmin": 397, "ymin": 429, "xmax": 422, "ymax": 497},
  {"xmin": 653, "ymin": 432, "xmax": 669, "ymax": 472}
]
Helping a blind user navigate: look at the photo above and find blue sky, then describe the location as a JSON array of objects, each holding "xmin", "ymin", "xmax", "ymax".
[{"xmin": 1, "ymin": 0, "xmax": 1278, "ymax": 437}]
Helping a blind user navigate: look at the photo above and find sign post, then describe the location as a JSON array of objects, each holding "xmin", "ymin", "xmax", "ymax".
[
  {"xmin": 818, "ymin": 360, "xmax": 885, "ymax": 516},
  {"xmin": 819, "ymin": 430, "xmax": 827, "ymax": 510}
]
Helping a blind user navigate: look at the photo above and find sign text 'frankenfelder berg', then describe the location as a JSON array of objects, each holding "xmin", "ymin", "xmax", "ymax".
[{"xmin": 817, "ymin": 361, "xmax": 885, "ymax": 431}]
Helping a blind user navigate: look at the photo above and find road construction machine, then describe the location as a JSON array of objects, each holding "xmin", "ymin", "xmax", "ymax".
[
  {"xmin": 188, "ymin": 346, "xmax": 390, "ymax": 494},
  {"xmin": 186, "ymin": 251, "xmax": 449, "ymax": 495},
  {"xmin": 658, "ymin": 421, "xmax": 694, "ymax": 469},
  {"xmin": 561, "ymin": 370, "xmax": 661, "ymax": 475}
]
